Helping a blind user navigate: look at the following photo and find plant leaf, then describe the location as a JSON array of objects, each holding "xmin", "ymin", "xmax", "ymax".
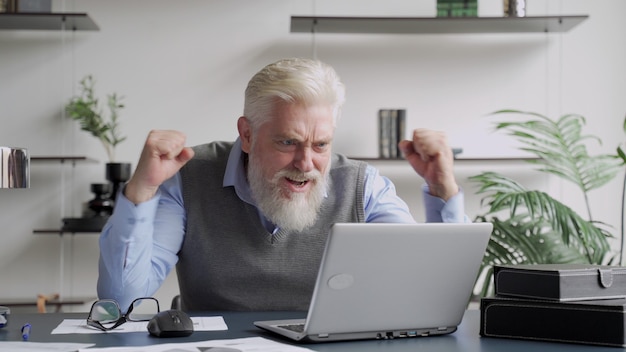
[
  {"xmin": 65, "ymin": 75, "xmax": 126, "ymax": 162},
  {"xmin": 472, "ymin": 110, "xmax": 620, "ymax": 296}
]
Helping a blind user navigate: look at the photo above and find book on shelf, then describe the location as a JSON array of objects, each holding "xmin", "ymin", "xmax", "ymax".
[
  {"xmin": 437, "ymin": 0, "xmax": 478, "ymax": 17},
  {"xmin": 378, "ymin": 109, "xmax": 391, "ymax": 159},
  {"xmin": 378, "ymin": 109, "xmax": 406, "ymax": 159}
]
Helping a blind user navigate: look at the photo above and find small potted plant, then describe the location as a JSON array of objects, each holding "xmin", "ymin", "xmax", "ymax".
[{"xmin": 66, "ymin": 75, "xmax": 130, "ymax": 201}]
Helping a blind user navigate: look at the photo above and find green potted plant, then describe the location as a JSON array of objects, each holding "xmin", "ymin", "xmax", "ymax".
[
  {"xmin": 66, "ymin": 75, "xmax": 130, "ymax": 201},
  {"xmin": 470, "ymin": 110, "xmax": 624, "ymax": 297}
]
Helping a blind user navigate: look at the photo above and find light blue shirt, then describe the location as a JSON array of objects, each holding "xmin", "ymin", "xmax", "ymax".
[{"xmin": 97, "ymin": 139, "xmax": 467, "ymax": 309}]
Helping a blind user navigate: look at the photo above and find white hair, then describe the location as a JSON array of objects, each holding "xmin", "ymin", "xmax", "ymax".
[{"xmin": 243, "ymin": 58, "xmax": 346, "ymax": 131}]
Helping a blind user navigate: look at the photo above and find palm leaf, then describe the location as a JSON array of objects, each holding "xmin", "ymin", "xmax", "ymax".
[
  {"xmin": 470, "ymin": 172, "xmax": 611, "ymax": 262},
  {"xmin": 471, "ymin": 110, "xmax": 620, "ymax": 296},
  {"xmin": 474, "ymin": 216, "xmax": 589, "ymax": 297},
  {"xmin": 490, "ymin": 110, "xmax": 621, "ymax": 194}
]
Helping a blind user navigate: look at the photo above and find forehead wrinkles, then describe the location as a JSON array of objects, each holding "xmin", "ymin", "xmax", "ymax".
[{"xmin": 280, "ymin": 105, "xmax": 334, "ymax": 139}]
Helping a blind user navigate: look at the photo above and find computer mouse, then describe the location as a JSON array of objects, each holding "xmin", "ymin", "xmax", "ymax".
[{"xmin": 147, "ymin": 309, "xmax": 194, "ymax": 337}]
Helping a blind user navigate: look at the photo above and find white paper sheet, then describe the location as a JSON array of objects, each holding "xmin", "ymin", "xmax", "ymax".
[
  {"xmin": 0, "ymin": 341, "xmax": 94, "ymax": 352},
  {"xmin": 51, "ymin": 316, "xmax": 227, "ymax": 334},
  {"xmin": 77, "ymin": 336, "xmax": 314, "ymax": 352}
]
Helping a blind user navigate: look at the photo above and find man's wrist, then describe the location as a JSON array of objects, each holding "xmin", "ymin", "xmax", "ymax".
[
  {"xmin": 427, "ymin": 181, "xmax": 459, "ymax": 201},
  {"xmin": 124, "ymin": 181, "xmax": 159, "ymax": 205}
]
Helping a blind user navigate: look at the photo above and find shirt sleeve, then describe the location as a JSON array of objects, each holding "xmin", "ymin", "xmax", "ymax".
[
  {"xmin": 97, "ymin": 174, "xmax": 186, "ymax": 311},
  {"xmin": 363, "ymin": 165, "xmax": 416, "ymax": 223},
  {"xmin": 422, "ymin": 184, "xmax": 469, "ymax": 223},
  {"xmin": 363, "ymin": 165, "xmax": 468, "ymax": 224}
]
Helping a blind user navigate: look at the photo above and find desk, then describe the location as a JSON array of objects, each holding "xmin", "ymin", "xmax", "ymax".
[{"xmin": 0, "ymin": 310, "xmax": 618, "ymax": 351}]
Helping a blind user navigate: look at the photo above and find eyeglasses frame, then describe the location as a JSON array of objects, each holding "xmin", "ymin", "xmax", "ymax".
[{"xmin": 87, "ymin": 297, "xmax": 160, "ymax": 331}]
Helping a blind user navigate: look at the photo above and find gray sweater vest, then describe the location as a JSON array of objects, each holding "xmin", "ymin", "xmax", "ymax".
[{"xmin": 176, "ymin": 141, "xmax": 367, "ymax": 311}]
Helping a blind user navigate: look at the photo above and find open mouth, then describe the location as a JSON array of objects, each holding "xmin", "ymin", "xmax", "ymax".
[{"xmin": 287, "ymin": 178, "xmax": 309, "ymax": 188}]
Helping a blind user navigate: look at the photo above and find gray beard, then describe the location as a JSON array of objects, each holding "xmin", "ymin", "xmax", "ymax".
[{"xmin": 247, "ymin": 154, "xmax": 328, "ymax": 233}]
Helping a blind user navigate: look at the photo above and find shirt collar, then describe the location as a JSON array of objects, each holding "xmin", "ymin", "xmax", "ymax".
[
  {"xmin": 223, "ymin": 138, "xmax": 279, "ymax": 233},
  {"xmin": 223, "ymin": 138, "xmax": 256, "ymax": 205}
]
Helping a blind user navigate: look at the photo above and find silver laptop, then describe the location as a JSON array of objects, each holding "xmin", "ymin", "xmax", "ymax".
[{"xmin": 254, "ymin": 222, "xmax": 493, "ymax": 343}]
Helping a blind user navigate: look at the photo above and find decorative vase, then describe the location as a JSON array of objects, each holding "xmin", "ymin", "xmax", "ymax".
[
  {"xmin": 105, "ymin": 162, "xmax": 131, "ymax": 201},
  {"xmin": 87, "ymin": 183, "xmax": 114, "ymax": 216}
]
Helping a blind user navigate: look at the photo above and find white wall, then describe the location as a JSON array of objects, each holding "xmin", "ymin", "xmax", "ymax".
[{"xmin": 0, "ymin": 0, "xmax": 624, "ymax": 311}]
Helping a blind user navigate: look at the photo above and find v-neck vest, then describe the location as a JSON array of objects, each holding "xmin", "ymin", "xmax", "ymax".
[{"xmin": 176, "ymin": 141, "xmax": 366, "ymax": 311}]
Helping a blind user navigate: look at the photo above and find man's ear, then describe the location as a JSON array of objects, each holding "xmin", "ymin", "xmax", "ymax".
[{"xmin": 237, "ymin": 116, "xmax": 252, "ymax": 153}]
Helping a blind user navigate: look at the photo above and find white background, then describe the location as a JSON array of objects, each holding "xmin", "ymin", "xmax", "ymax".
[{"xmin": 0, "ymin": 0, "xmax": 624, "ymax": 311}]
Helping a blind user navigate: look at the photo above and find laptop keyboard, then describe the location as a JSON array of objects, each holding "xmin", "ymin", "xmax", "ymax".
[{"xmin": 278, "ymin": 323, "xmax": 305, "ymax": 333}]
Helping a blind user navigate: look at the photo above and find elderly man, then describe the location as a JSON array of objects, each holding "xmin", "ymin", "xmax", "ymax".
[{"xmin": 97, "ymin": 58, "xmax": 466, "ymax": 312}]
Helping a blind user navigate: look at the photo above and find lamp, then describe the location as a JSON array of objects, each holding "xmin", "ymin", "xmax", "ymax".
[{"xmin": 0, "ymin": 146, "xmax": 30, "ymax": 188}]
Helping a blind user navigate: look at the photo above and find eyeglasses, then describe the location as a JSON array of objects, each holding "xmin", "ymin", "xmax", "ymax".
[{"xmin": 87, "ymin": 297, "xmax": 160, "ymax": 331}]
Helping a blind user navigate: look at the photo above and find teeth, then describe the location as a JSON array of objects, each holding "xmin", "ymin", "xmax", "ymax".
[{"xmin": 289, "ymin": 178, "xmax": 306, "ymax": 186}]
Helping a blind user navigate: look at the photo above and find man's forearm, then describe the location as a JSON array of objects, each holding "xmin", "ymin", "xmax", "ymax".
[{"xmin": 95, "ymin": 190, "xmax": 182, "ymax": 311}]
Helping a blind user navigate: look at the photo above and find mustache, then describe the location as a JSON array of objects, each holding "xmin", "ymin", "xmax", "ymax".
[{"xmin": 274, "ymin": 168, "xmax": 323, "ymax": 183}]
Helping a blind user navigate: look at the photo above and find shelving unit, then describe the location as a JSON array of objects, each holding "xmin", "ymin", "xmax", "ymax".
[
  {"xmin": 31, "ymin": 155, "xmax": 101, "ymax": 234},
  {"xmin": 291, "ymin": 13, "xmax": 584, "ymax": 164},
  {"xmin": 290, "ymin": 15, "xmax": 588, "ymax": 34},
  {"xmin": 29, "ymin": 155, "xmax": 102, "ymax": 310},
  {"xmin": 0, "ymin": 12, "xmax": 99, "ymax": 31},
  {"xmin": 1, "ymin": 11, "xmax": 100, "ymax": 311}
]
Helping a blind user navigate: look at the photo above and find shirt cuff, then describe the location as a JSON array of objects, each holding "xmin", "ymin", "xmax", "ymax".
[
  {"xmin": 107, "ymin": 187, "xmax": 162, "ymax": 238},
  {"xmin": 422, "ymin": 184, "xmax": 467, "ymax": 223}
]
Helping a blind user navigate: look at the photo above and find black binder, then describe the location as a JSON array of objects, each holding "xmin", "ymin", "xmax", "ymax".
[
  {"xmin": 493, "ymin": 264, "xmax": 626, "ymax": 301},
  {"xmin": 480, "ymin": 296, "xmax": 626, "ymax": 347}
]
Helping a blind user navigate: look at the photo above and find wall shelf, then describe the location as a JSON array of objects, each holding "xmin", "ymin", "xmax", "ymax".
[
  {"xmin": 353, "ymin": 157, "xmax": 541, "ymax": 162},
  {"xmin": 0, "ymin": 12, "xmax": 99, "ymax": 31},
  {"xmin": 31, "ymin": 156, "xmax": 97, "ymax": 163},
  {"xmin": 0, "ymin": 295, "xmax": 96, "ymax": 311},
  {"xmin": 33, "ymin": 229, "xmax": 100, "ymax": 234},
  {"xmin": 290, "ymin": 15, "xmax": 588, "ymax": 34}
]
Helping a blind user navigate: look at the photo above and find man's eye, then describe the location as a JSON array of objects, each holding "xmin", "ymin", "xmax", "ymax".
[
  {"xmin": 280, "ymin": 140, "xmax": 296, "ymax": 146},
  {"xmin": 315, "ymin": 142, "xmax": 330, "ymax": 150}
]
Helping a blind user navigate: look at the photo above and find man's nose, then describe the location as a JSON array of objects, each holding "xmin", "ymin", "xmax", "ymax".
[{"xmin": 293, "ymin": 146, "xmax": 314, "ymax": 173}]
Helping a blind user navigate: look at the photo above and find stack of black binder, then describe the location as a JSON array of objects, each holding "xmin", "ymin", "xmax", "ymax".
[{"xmin": 480, "ymin": 264, "xmax": 626, "ymax": 347}]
